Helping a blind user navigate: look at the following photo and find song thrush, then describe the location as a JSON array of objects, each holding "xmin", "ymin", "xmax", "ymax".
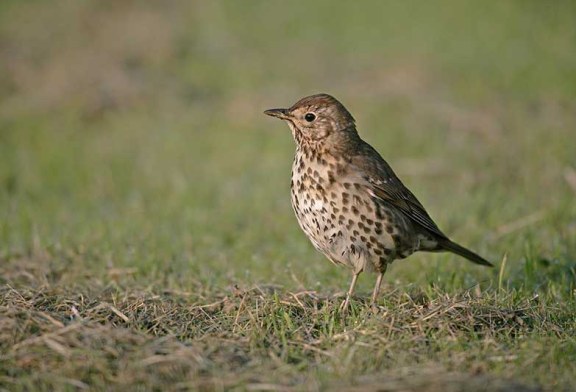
[{"xmin": 264, "ymin": 93, "xmax": 492, "ymax": 311}]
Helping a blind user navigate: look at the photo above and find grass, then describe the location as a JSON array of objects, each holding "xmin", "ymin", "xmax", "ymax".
[
  {"xmin": 1, "ymin": 0, "xmax": 576, "ymax": 390},
  {"xmin": 2, "ymin": 282, "xmax": 572, "ymax": 391}
]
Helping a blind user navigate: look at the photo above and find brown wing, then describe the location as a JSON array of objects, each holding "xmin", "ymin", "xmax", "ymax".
[{"xmin": 350, "ymin": 142, "xmax": 449, "ymax": 240}]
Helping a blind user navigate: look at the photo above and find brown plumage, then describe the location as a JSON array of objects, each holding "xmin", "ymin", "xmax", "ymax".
[{"xmin": 264, "ymin": 93, "xmax": 492, "ymax": 311}]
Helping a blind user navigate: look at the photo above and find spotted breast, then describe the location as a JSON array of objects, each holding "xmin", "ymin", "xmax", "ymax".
[{"xmin": 290, "ymin": 147, "xmax": 420, "ymax": 275}]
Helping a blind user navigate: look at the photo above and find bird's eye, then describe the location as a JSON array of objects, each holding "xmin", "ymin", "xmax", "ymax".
[{"xmin": 304, "ymin": 113, "xmax": 316, "ymax": 122}]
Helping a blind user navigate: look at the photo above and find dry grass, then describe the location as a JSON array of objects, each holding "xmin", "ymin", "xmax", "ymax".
[{"xmin": 1, "ymin": 262, "xmax": 573, "ymax": 391}]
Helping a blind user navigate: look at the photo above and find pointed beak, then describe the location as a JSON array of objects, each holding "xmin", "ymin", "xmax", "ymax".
[{"xmin": 264, "ymin": 108, "xmax": 290, "ymax": 120}]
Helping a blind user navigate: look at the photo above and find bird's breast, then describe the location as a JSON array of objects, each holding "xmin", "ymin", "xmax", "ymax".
[
  {"xmin": 289, "ymin": 153, "xmax": 334, "ymax": 240},
  {"xmin": 288, "ymin": 150, "xmax": 423, "ymax": 272}
]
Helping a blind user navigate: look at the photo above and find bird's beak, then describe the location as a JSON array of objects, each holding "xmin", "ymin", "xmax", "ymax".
[{"xmin": 264, "ymin": 108, "xmax": 290, "ymax": 120}]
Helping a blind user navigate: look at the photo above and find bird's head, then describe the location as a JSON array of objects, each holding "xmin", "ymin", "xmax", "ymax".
[{"xmin": 264, "ymin": 93, "xmax": 356, "ymax": 150}]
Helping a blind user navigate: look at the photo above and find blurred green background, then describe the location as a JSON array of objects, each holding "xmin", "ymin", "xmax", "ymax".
[{"xmin": 1, "ymin": 0, "xmax": 575, "ymax": 294}]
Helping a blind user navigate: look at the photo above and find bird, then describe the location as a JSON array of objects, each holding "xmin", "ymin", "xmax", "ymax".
[{"xmin": 264, "ymin": 93, "xmax": 493, "ymax": 311}]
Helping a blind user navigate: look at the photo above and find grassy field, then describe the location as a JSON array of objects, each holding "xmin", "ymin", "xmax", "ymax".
[{"xmin": 1, "ymin": 1, "xmax": 575, "ymax": 390}]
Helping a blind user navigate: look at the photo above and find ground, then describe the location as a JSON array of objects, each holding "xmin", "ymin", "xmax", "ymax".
[{"xmin": 1, "ymin": 1, "xmax": 575, "ymax": 391}]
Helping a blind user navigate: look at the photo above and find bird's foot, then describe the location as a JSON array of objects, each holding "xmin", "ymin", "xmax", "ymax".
[
  {"xmin": 339, "ymin": 295, "xmax": 351, "ymax": 315},
  {"xmin": 369, "ymin": 299, "xmax": 389, "ymax": 315}
]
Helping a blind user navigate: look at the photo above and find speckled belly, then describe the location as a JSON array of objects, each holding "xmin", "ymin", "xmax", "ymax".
[{"xmin": 289, "ymin": 155, "xmax": 419, "ymax": 273}]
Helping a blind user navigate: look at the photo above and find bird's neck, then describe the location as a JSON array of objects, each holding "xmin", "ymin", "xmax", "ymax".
[{"xmin": 296, "ymin": 126, "xmax": 361, "ymax": 158}]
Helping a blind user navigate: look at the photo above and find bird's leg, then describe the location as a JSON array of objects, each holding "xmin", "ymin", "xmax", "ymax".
[
  {"xmin": 370, "ymin": 265, "xmax": 387, "ymax": 307},
  {"xmin": 339, "ymin": 271, "xmax": 360, "ymax": 313},
  {"xmin": 370, "ymin": 272, "xmax": 384, "ymax": 306}
]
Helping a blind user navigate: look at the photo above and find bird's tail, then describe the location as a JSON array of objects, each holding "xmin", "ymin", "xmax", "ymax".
[{"xmin": 439, "ymin": 239, "xmax": 493, "ymax": 267}]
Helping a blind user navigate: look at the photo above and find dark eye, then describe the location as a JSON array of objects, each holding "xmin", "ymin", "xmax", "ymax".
[{"xmin": 304, "ymin": 113, "xmax": 316, "ymax": 122}]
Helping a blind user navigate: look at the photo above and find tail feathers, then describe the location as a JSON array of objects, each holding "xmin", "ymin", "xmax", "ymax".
[{"xmin": 439, "ymin": 240, "xmax": 493, "ymax": 267}]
